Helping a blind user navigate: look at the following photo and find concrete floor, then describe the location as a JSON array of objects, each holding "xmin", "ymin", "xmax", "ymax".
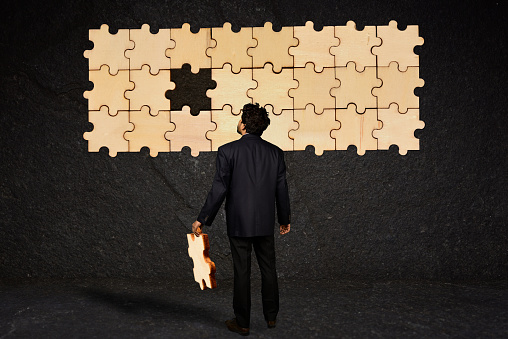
[{"xmin": 0, "ymin": 278, "xmax": 506, "ymax": 338}]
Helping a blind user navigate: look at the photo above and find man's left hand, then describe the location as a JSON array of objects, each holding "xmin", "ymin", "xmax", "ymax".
[{"xmin": 192, "ymin": 220, "xmax": 203, "ymax": 236}]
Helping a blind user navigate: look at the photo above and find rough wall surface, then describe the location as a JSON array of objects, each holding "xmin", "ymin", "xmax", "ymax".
[{"xmin": 0, "ymin": 0, "xmax": 506, "ymax": 282}]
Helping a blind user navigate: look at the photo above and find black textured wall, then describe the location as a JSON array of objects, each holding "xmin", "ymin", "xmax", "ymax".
[{"xmin": 1, "ymin": 0, "xmax": 506, "ymax": 282}]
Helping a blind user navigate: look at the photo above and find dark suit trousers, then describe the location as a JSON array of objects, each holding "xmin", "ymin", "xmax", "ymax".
[{"xmin": 228, "ymin": 235, "xmax": 279, "ymax": 328}]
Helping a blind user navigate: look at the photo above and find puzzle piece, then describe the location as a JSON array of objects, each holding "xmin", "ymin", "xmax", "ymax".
[
  {"xmin": 288, "ymin": 104, "xmax": 340, "ymax": 156},
  {"xmin": 330, "ymin": 21, "xmax": 381, "ymax": 71},
  {"xmin": 125, "ymin": 24, "xmax": 175, "ymax": 73},
  {"xmin": 207, "ymin": 22, "xmax": 256, "ymax": 73},
  {"xmin": 332, "ymin": 62, "xmax": 381, "ymax": 113},
  {"xmin": 84, "ymin": 24, "xmax": 134, "ymax": 75},
  {"xmin": 289, "ymin": 63, "xmax": 340, "ymax": 113},
  {"xmin": 372, "ymin": 103, "xmax": 425, "ymax": 155},
  {"xmin": 124, "ymin": 106, "xmax": 175, "ymax": 157},
  {"xmin": 248, "ymin": 22, "xmax": 298, "ymax": 73},
  {"xmin": 262, "ymin": 107, "xmax": 298, "ymax": 151},
  {"xmin": 165, "ymin": 106, "xmax": 215, "ymax": 156},
  {"xmin": 248, "ymin": 64, "xmax": 297, "ymax": 115},
  {"xmin": 125, "ymin": 65, "xmax": 174, "ymax": 114},
  {"xmin": 331, "ymin": 104, "xmax": 381, "ymax": 155},
  {"xmin": 165, "ymin": 64, "xmax": 216, "ymax": 116},
  {"xmin": 372, "ymin": 20, "xmax": 424, "ymax": 71},
  {"xmin": 372, "ymin": 62, "xmax": 424, "ymax": 113},
  {"xmin": 83, "ymin": 106, "xmax": 133, "ymax": 157},
  {"xmin": 207, "ymin": 64, "xmax": 255, "ymax": 115},
  {"xmin": 83, "ymin": 65, "xmax": 134, "ymax": 115},
  {"xmin": 165, "ymin": 23, "xmax": 212, "ymax": 74},
  {"xmin": 187, "ymin": 233, "xmax": 217, "ymax": 290},
  {"xmin": 289, "ymin": 21, "xmax": 339, "ymax": 72},
  {"xmin": 206, "ymin": 105, "xmax": 241, "ymax": 151}
]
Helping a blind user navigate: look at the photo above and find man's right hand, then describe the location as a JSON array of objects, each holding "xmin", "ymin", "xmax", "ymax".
[{"xmin": 280, "ymin": 224, "xmax": 290, "ymax": 235}]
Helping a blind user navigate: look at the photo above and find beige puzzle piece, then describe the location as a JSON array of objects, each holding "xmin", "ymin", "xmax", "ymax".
[
  {"xmin": 331, "ymin": 21, "xmax": 381, "ymax": 71},
  {"xmin": 83, "ymin": 65, "xmax": 134, "ymax": 116},
  {"xmin": 165, "ymin": 106, "xmax": 215, "ymax": 156},
  {"xmin": 289, "ymin": 63, "xmax": 340, "ymax": 113},
  {"xmin": 288, "ymin": 104, "xmax": 341, "ymax": 156},
  {"xmin": 83, "ymin": 106, "xmax": 133, "ymax": 157},
  {"xmin": 331, "ymin": 104, "xmax": 381, "ymax": 155},
  {"xmin": 248, "ymin": 64, "xmax": 297, "ymax": 115},
  {"xmin": 125, "ymin": 65, "xmax": 175, "ymax": 114},
  {"xmin": 373, "ymin": 62, "xmax": 424, "ymax": 113},
  {"xmin": 332, "ymin": 62, "xmax": 381, "ymax": 113},
  {"xmin": 207, "ymin": 22, "xmax": 256, "ymax": 73},
  {"xmin": 125, "ymin": 24, "xmax": 175, "ymax": 73},
  {"xmin": 248, "ymin": 22, "xmax": 298, "ymax": 73},
  {"xmin": 165, "ymin": 23, "xmax": 212, "ymax": 73},
  {"xmin": 207, "ymin": 65, "xmax": 255, "ymax": 115},
  {"xmin": 84, "ymin": 24, "xmax": 134, "ymax": 75},
  {"xmin": 187, "ymin": 233, "xmax": 217, "ymax": 290},
  {"xmin": 372, "ymin": 103, "xmax": 425, "ymax": 155},
  {"xmin": 372, "ymin": 20, "xmax": 424, "ymax": 71},
  {"xmin": 263, "ymin": 107, "xmax": 298, "ymax": 151},
  {"xmin": 289, "ymin": 21, "xmax": 339, "ymax": 72},
  {"xmin": 206, "ymin": 105, "xmax": 241, "ymax": 151},
  {"xmin": 124, "ymin": 106, "xmax": 175, "ymax": 157}
]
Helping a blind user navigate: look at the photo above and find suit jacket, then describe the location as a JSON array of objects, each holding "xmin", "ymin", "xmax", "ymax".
[{"xmin": 197, "ymin": 134, "xmax": 291, "ymax": 237}]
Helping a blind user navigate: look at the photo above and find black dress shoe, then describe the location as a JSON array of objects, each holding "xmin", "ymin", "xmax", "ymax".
[
  {"xmin": 225, "ymin": 318, "xmax": 250, "ymax": 336},
  {"xmin": 267, "ymin": 320, "xmax": 276, "ymax": 328}
]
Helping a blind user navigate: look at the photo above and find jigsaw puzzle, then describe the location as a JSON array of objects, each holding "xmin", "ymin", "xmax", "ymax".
[
  {"xmin": 84, "ymin": 20, "xmax": 424, "ymax": 156},
  {"xmin": 187, "ymin": 233, "xmax": 217, "ymax": 290}
]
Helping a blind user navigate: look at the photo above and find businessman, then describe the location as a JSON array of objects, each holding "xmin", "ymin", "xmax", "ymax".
[{"xmin": 192, "ymin": 103, "xmax": 291, "ymax": 336}]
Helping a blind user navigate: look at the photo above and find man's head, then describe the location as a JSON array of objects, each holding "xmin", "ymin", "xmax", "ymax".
[{"xmin": 238, "ymin": 103, "xmax": 270, "ymax": 136}]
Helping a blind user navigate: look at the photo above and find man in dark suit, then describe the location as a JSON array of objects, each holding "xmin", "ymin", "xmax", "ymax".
[{"xmin": 192, "ymin": 103, "xmax": 291, "ymax": 336}]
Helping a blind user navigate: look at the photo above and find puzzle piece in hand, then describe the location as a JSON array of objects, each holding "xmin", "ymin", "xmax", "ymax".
[
  {"xmin": 289, "ymin": 104, "xmax": 341, "ymax": 156},
  {"xmin": 289, "ymin": 63, "xmax": 340, "ymax": 113},
  {"xmin": 166, "ymin": 23, "xmax": 212, "ymax": 74},
  {"xmin": 372, "ymin": 20, "xmax": 424, "ymax": 71},
  {"xmin": 187, "ymin": 233, "xmax": 217, "ymax": 290},
  {"xmin": 248, "ymin": 64, "xmax": 297, "ymax": 115},
  {"xmin": 372, "ymin": 62, "xmax": 424, "ymax": 113},
  {"xmin": 331, "ymin": 104, "xmax": 381, "ymax": 155},
  {"xmin": 207, "ymin": 64, "xmax": 255, "ymax": 115},
  {"xmin": 262, "ymin": 107, "xmax": 298, "ymax": 151},
  {"xmin": 83, "ymin": 106, "xmax": 133, "ymax": 157},
  {"xmin": 165, "ymin": 64, "xmax": 216, "ymax": 116},
  {"xmin": 207, "ymin": 22, "xmax": 256, "ymax": 73},
  {"xmin": 125, "ymin": 65, "xmax": 174, "ymax": 114},
  {"xmin": 332, "ymin": 62, "xmax": 381, "ymax": 113},
  {"xmin": 206, "ymin": 105, "xmax": 241, "ymax": 151},
  {"xmin": 372, "ymin": 103, "xmax": 425, "ymax": 155},
  {"xmin": 248, "ymin": 22, "xmax": 298, "ymax": 73},
  {"xmin": 83, "ymin": 65, "xmax": 134, "ymax": 116},
  {"xmin": 84, "ymin": 24, "xmax": 134, "ymax": 75},
  {"xmin": 125, "ymin": 24, "xmax": 175, "ymax": 73},
  {"xmin": 165, "ymin": 106, "xmax": 215, "ymax": 156},
  {"xmin": 289, "ymin": 21, "xmax": 339, "ymax": 72},
  {"xmin": 124, "ymin": 106, "xmax": 174, "ymax": 157},
  {"xmin": 330, "ymin": 21, "xmax": 381, "ymax": 71}
]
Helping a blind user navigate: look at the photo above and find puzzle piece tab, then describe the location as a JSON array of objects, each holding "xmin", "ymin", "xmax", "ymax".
[
  {"xmin": 166, "ymin": 23, "xmax": 212, "ymax": 73},
  {"xmin": 288, "ymin": 104, "xmax": 340, "ymax": 156},
  {"xmin": 372, "ymin": 103, "xmax": 425, "ymax": 155},
  {"xmin": 331, "ymin": 104, "xmax": 381, "ymax": 155},
  {"xmin": 289, "ymin": 21, "xmax": 339, "ymax": 72},
  {"xmin": 125, "ymin": 24, "xmax": 175, "ymax": 73},
  {"xmin": 83, "ymin": 106, "xmax": 133, "ymax": 157},
  {"xmin": 187, "ymin": 233, "xmax": 217, "ymax": 290},
  {"xmin": 372, "ymin": 20, "xmax": 424, "ymax": 71},
  {"xmin": 165, "ymin": 106, "xmax": 215, "ymax": 156}
]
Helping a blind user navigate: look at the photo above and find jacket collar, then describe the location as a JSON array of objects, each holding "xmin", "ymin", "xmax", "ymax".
[{"xmin": 241, "ymin": 133, "xmax": 262, "ymax": 140}]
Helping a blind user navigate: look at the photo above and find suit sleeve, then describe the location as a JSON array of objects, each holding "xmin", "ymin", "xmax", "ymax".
[
  {"xmin": 275, "ymin": 150, "xmax": 291, "ymax": 225},
  {"xmin": 197, "ymin": 146, "xmax": 231, "ymax": 226}
]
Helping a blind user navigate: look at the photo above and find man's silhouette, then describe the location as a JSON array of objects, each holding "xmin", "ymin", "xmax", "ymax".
[{"xmin": 192, "ymin": 103, "xmax": 291, "ymax": 336}]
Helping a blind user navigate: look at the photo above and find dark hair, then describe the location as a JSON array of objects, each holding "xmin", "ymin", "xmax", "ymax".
[{"xmin": 241, "ymin": 103, "xmax": 270, "ymax": 136}]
